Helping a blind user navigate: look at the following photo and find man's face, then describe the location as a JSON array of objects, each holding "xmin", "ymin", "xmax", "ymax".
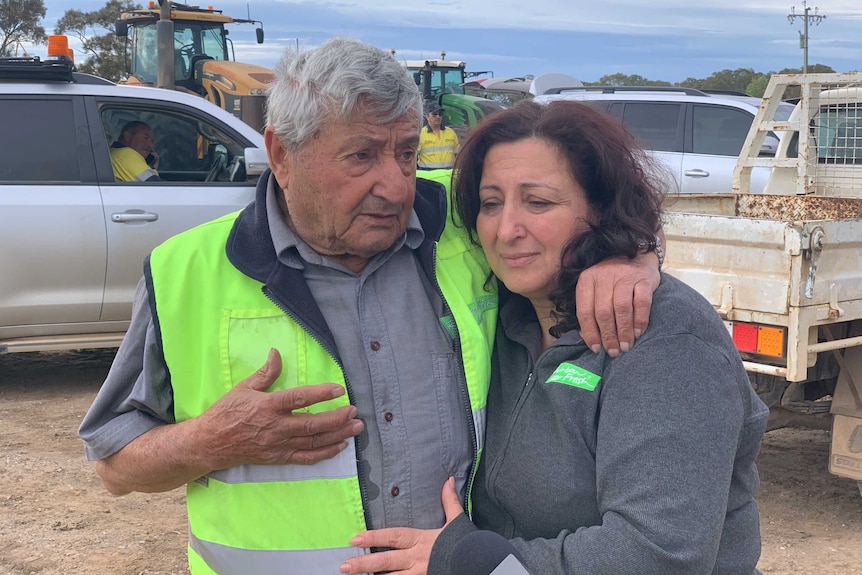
[
  {"xmin": 123, "ymin": 125, "xmax": 154, "ymax": 159},
  {"xmin": 265, "ymin": 111, "xmax": 420, "ymax": 273},
  {"xmin": 425, "ymin": 110, "xmax": 443, "ymax": 129}
]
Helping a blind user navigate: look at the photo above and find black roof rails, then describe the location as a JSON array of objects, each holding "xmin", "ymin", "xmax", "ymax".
[
  {"xmin": 0, "ymin": 56, "xmax": 74, "ymax": 82},
  {"xmin": 0, "ymin": 56, "xmax": 113, "ymax": 85},
  {"xmin": 544, "ymin": 85, "xmax": 710, "ymax": 96}
]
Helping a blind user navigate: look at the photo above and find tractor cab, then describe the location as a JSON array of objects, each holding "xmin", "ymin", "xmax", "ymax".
[
  {"xmin": 406, "ymin": 59, "xmax": 469, "ymax": 99},
  {"xmin": 402, "ymin": 57, "xmax": 504, "ymax": 137},
  {"xmin": 115, "ymin": 2, "xmax": 272, "ymax": 132},
  {"xmin": 116, "ymin": 2, "xmax": 263, "ymax": 92},
  {"xmin": 127, "ymin": 17, "xmax": 229, "ymax": 90}
]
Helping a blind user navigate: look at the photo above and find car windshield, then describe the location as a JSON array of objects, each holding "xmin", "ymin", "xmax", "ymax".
[{"xmin": 775, "ymin": 102, "xmax": 796, "ymax": 122}]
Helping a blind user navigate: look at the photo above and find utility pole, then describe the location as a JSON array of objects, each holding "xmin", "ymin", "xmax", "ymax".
[{"xmin": 788, "ymin": 1, "xmax": 826, "ymax": 74}]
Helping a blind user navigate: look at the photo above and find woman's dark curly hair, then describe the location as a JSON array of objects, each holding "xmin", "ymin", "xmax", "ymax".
[{"xmin": 453, "ymin": 99, "xmax": 664, "ymax": 337}]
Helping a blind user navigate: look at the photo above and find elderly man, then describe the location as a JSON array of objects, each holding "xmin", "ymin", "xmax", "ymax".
[
  {"xmin": 80, "ymin": 38, "xmax": 660, "ymax": 575},
  {"xmin": 109, "ymin": 120, "xmax": 160, "ymax": 182}
]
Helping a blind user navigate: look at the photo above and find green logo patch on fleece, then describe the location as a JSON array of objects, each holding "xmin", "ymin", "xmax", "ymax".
[{"xmin": 545, "ymin": 362, "xmax": 601, "ymax": 391}]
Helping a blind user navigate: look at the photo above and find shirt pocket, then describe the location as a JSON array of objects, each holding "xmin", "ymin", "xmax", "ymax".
[{"xmin": 432, "ymin": 352, "xmax": 470, "ymax": 479}]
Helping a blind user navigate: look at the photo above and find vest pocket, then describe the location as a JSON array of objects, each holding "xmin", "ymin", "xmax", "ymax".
[{"xmin": 223, "ymin": 310, "xmax": 349, "ymax": 412}]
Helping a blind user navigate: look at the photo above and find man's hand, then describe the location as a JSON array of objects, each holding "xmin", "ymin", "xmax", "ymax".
[
  {"xmin": 339, "ymin": 477, "xmax": 464, "ymax": 575},
  {"xmin": 95, "ymin": 348, "xmax": 364, "ymax": 495},
  {"xmin": 576, "ymin": 250, "xmax": 660, "ymax": 358},
  {"xmin": 196, "ymin": 348, "xmax": 364, "ymax": 470}
]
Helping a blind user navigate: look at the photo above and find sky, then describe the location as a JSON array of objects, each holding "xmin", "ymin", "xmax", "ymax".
[{"xmin": 29, "ymin": 0, "xmax": 862, "ymax": 83}]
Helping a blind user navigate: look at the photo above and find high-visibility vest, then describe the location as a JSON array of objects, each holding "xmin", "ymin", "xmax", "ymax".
[{"xmin": 147, "ymin": 191, "xmax": 496, "ymax": 574}]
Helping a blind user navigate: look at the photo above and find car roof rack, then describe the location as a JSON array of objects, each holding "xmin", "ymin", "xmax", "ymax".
[
  {"xmin": 543, "ymin": 85, "xmax": 710, "ymax": 96},
  {"xmin": 0, "ymin": 56, "xmax": 112, "ymax": 85}
]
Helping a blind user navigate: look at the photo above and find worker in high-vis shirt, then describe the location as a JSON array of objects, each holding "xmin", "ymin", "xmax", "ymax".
[
  {"xmin": 417, "ymin": 101, "xmax": 460, "ymax": 169},
  {"xmin": 109, "ymin": 121, "xmax": 161, "ymax": 182}
]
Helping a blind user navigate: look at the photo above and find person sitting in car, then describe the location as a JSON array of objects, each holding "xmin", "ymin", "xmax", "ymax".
[{"xmin": 110, "ymin": 121, "xmax": 161, "ymax": 182}]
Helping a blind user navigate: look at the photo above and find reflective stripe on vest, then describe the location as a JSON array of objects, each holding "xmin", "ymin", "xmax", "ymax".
[
  {"xmin": 419, "ymin": 160, "xmax": 455, "ymax": 169},
  {"xmin": 188, "ymin": 535, "xmax": 365, "ymax": 575},
  {"xmin": 420, "ymin": 145, "xmax": 455, "ymax": 153},
  {"xmin": 203, "ymin": 451, "xmax": 356, "ymax": 483}
]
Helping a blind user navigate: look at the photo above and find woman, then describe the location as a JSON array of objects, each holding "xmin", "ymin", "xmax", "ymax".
[{"xmin": 341, "ymin": 100, "xmax": 768, "ymax": 575}]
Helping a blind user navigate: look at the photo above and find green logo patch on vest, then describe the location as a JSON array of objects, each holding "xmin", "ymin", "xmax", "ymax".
[
  {"xmin": 469, "ymin": 295, "xmax": 497, "ymax": 324},
  {"xmin": 439, "ymin": 295, "xmax": 497, "ymax": 340},
  {"xmin": 546, "ymin": 362, "xmax": 601, "ymax": 391}
]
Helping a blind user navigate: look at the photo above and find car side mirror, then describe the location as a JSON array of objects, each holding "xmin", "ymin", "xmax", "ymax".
[
  {"xmin": 256, "ymin": 27, "xmax": 264, "ymax": 44},
  {"xmin": 115, "ymin": 20, "xmax": 128, "ymax": 38},
  {"xmin": 244, "ymin": 147, "xmax": 269, "ymax": 176},
  {"xmin": 759, "ymin": 134, "xmax": 780, "ymax": 157}
]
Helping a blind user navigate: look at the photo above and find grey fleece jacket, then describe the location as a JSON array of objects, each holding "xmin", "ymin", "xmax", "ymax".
[{"xmin": 430, "ymin": 274, "xmax": 769, "ymax": 575}]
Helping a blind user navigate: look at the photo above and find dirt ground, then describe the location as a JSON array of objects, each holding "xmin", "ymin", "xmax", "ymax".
[{"xmin": 1, "ymin": 350, "xmax": 861, "ymax": 575}]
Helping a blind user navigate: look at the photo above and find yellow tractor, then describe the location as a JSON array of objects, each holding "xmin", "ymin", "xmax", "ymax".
[{"xmin": 115, "ymin": 0, "xmax": 274, "ymax": 131}]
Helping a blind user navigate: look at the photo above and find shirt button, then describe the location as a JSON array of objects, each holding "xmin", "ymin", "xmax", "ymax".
[
  {"xmin": 370, "ymin": 341, "xmax": 381, "ymax": 351},
  {"xmin": 390, "ymin": 486, "xmax": 400, "ymax": 497},
  {"xmin": 384, "ymin": 412, "xmax": 393, "ymax": 422}
]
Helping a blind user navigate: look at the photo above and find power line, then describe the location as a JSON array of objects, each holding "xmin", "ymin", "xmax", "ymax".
[{"xmin": 788, "ymin": 1, "xmax": 826, "ymax": 74}]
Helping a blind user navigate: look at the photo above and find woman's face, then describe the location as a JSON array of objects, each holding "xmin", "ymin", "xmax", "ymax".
[{"xmin": 477, "ymin": 138, "xmax": 594, "ymax": 305}]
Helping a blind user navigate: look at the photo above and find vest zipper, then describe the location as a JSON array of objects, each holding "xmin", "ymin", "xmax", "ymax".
[
  {"xmin": 262, "ymin": 286, "xmax": 371, "ymax": 527},
  {"xmin": 431, "ymin": 243, "xmax": 479, "ymax": 515}
]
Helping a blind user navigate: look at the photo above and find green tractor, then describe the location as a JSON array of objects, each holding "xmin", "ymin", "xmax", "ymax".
[{"xmin": 401, "ymin": 56, "xmax": 504, "ymax": 137}]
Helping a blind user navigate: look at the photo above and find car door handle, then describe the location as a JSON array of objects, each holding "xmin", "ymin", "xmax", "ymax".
[
  {"xmin": 683, "ymin": 169, "xmax": 710, "ymax": 178},
  {"xmin": 111, "ymin": 212, "xmax": 159, "ymax": 223}
]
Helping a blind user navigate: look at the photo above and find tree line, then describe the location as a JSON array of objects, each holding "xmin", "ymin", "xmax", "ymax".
[
  {"xmin": 590, "ymin": 65, "xmax": 837, "ymax": 98},
  {"xmin": 0, "ymin": 0, "xmax": 845, "ymax": 90},
  {"xmin": 1, "ymin": 0, "xmax": 138, "ymax": 81}
]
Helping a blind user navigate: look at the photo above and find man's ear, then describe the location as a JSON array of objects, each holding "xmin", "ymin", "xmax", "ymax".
[{"xmin": 264, "ymin": 126, "xmax": 292, "ymax": 188}]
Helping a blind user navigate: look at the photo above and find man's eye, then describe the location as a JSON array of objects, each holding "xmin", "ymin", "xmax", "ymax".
[{"xmin": 353, "ymin": 151, "xmax": 370, "ymax": 160}]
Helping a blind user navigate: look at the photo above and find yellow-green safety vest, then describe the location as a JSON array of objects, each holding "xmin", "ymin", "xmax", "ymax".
[{"xmin": 147, "ymin": 174, "xmax": 496, "ymax": 574}]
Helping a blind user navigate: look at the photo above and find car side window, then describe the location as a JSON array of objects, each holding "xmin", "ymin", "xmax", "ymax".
[
  {"xmin": 620, "ymin": 103, "xmax": 682, "ymax": 152},
  {"xmin": 100, "ymin": 107, "xmax": 249, "ymax": 184},
  {"xmin": 0, "ymin": 98, "xmax": 80, "ymax": 183},
  {"xmin": 693, "ymin": 105, "xmax": 753, "ymax": 157}
]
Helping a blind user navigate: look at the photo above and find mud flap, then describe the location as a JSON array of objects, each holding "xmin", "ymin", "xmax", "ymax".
[{"xmin": 829, "ymin": 338, "xmax": 862, "ymax": 480}]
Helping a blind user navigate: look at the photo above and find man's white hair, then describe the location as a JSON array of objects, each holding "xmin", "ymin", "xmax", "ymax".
[{"xmin": 266, "ymin": 37, "xmax": 423, "ymax": 152}]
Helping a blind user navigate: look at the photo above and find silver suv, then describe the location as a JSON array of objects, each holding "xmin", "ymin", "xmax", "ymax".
[
  {"xmin": 534, "ymin": 87, "xmax": 796, "ymax": 194},
  {"xmin": 0, "ymin": 56, "xmax": 268, "ymax": 353}
]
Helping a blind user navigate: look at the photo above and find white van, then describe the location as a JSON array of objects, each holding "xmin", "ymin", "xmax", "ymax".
[{"xmin": 534, "ymin": 87, "xmax": 796, "ymax": 194}]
